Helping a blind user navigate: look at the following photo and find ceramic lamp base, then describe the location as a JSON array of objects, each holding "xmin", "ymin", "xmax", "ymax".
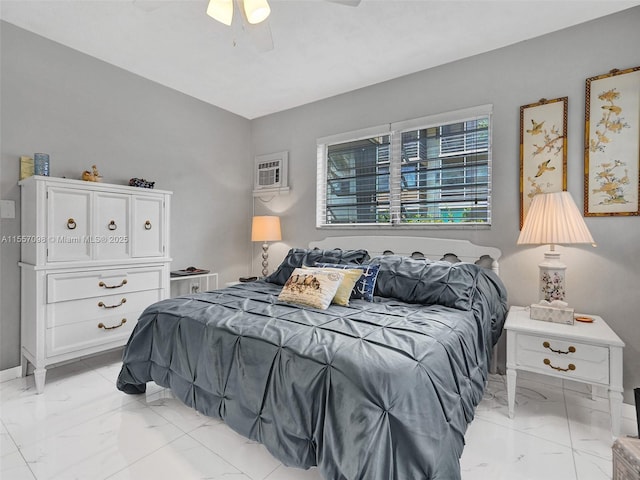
[{"xmin": 539, "ymin": 251, "xmax": 567, "ymax": 302}]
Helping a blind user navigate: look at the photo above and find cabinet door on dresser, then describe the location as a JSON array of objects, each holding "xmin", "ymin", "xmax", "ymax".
[
  {"xmin": 94, "ymin": 192, "xmax": 131, "ymax": 260},
  {"xmin": 47, "ymin": 187, "xmax": 91, "ymax": 262},
  {"xmin": 132, "ymin": 195, "xmax": 164, "ymax": 257}
]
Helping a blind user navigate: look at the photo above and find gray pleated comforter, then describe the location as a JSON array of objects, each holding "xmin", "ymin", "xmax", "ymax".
[{"xmin": 117, "ymin": 259, "xmax": 507, "ymax": 480}]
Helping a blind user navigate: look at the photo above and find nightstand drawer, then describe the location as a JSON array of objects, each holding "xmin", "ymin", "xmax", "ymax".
[
  {"xmin": 516, "ymin": 334, "xmax": 609, "ymax": 384},
  {"xmin": 516, "ymin": 349, "xmax": 609, "ymax": 384},
  {"xmin": 517, "ymin": 334, "xmax": 609, "ymax": 362}
]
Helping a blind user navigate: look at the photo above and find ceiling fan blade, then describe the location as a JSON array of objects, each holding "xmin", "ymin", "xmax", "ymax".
[
  {"xmin": 325, "ymin": 0, "xmax": 362, "ymax": 6},
  {"xmin": 245, "ymin": 20, "xmax": 274, "ymax": 52},
  {"xmin": 234, "ymin": 0, "xmax": 274, "ymax": 52}
]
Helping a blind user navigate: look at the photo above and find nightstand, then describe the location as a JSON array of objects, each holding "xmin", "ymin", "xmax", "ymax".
[
  {"xmin": 505, "ymin": 305, "xmax": 625, "ymax": 437},
  {"xmin": 170, "ymin": 272, "xmax": 218, "ymax": 296}
]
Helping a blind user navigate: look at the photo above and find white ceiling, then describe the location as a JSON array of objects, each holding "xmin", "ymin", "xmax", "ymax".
[{"xmin": 2, "ymin": 0, "xmax": 639, "ymax": 119}]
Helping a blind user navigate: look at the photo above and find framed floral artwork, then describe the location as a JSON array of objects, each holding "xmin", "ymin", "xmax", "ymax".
[
  {"xmin": 520, "ymin": 97, "xmax": 568, "ymax": 228},
  {"xmin": 585, "ymin": 66, "xmax": 640, "ymax": 216}
]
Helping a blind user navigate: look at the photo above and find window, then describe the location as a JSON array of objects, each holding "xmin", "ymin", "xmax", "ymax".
[
  {"xmin": 323, "ymin": 134, "xmax": 391, "ymax": 224},
  {"xmin": 317, "ymin": 105, "xmax": 492, "ymax": 227}
]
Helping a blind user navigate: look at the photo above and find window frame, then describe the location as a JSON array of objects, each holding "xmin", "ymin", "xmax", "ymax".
[{"xmin": 316, "ymin": 104, "xmax": 493, "ymax": 228}]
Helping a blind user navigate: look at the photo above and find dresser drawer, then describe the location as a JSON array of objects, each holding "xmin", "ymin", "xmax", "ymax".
[
  {"xmin": 516, "ymin": 333, "xmax": 609, "ymax": 384},
  {"xmin": 47, "ymin": 266, "xmax": 163, "ymax": 303},
  {"xmin": 46, "ymin": 312, "xmax": 138, "ymax": 358},
  {"xmin": 48, "ymin": 289, "xmax": 162, "ymax": 328}
]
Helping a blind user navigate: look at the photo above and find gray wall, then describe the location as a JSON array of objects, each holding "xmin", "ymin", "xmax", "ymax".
[
  {"xmin": 0, "ymin": 22, "xmax": 253, "ymax": 370},
  {"xmin": 2, "ymin": 8, "xmax": 640, "ymax": 404},
  {"xmin": 250, "ymin": 7, "xmax": 640, "ymax": 403}
]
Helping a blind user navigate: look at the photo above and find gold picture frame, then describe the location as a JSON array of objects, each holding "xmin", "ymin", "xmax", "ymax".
[
  {"xmin": 584, "ymin": 66, "xmax": 640, "ymax": 216},
  {"xmin": 520, "ymin": 97, "xmax": 568, "ymax": 228}
]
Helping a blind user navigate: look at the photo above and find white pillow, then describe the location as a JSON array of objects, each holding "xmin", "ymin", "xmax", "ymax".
[
  {"xmin": 303, "ymin": 266, "xmax": 362, "ymax": 306},
  {"xmin": 278, "ymin": 268, "xmax": 345, "ymax": 310}
]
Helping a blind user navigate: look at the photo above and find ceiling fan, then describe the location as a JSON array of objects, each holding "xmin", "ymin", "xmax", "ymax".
[
  {"xmin": 207, "ymin": 0, "xmax": 270, "ymax": 26},
  {"xmin": 206, "ymin": 0, "xmax": 362, "ymax": 52}
]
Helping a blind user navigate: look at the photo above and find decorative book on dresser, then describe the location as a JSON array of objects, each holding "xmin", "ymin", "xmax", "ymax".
[{"xmin": 19, "ymin": 175, "xmax": 172, "ymax": 393}]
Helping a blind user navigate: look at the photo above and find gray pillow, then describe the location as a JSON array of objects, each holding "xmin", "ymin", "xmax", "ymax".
[
  {"xmin": 371, "ymin": 255, "xmax": 479, "ymax": 310},
  {"xmin": 264, "ymin": 248, "xmax": 369, "ymax": 285}
]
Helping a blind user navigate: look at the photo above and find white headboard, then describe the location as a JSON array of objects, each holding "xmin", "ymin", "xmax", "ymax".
[{"xmin": 309, "ymin": 236, "xmax": 502, "ymax": 275}]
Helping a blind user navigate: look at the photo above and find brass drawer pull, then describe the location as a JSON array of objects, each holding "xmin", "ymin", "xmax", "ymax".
[
  {"xmin": 98, "ymin": 318, "xmax": 127, "ymax": 330},
  {"xmin": 144, "ymin": 220, "xmax": 152, "ymax": 230},
  {"xmin": 98, "ymin": 279, "xmax": 127, "ymax": 289},
  {"xmin": 98, "ymin": 298, "xmax": 127, "ymax": 309},
  {"xmin": 67, "ymin": 218, "xmax": 77, "ymax": 230},
  {"xmin": 542, "ymin": 341, "xmax": 576, "ymax": 355},
  {"xmin": 543, "ymin": 358, "xmax": 576, "ymax": 372},
  {"xmin": 108, "ymin": 220, "xmax": 117, "ymax": 231}
]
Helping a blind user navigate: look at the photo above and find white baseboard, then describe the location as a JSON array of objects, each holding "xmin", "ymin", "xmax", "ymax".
[{"xmin": 0, "ymin": 366, "xmax": 21, "ymax": 383}]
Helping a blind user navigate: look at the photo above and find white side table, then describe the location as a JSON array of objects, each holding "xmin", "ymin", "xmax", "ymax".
[
  {"xmin": 505, "ymin": 305, "xmax": 625, "ymax": 437},
  {"xmin": 170, "ymin": 272, "xmax": 218, "ymax": 296}
]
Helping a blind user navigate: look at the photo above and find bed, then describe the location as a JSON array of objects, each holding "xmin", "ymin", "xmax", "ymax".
[{"xmin": 117, "ymin": 236, "xmax": 507, "ymax": 480}]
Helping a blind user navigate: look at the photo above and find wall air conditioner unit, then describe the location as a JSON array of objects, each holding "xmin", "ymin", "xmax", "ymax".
[{"xmin": 253, "ymin": 151, "xmax": 290, "ymax": 197}]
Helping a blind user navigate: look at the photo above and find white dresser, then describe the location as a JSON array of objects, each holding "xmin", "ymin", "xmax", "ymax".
[{"xmin": 19, "ymin": 175, "xmax": 172, "ymax": 393}]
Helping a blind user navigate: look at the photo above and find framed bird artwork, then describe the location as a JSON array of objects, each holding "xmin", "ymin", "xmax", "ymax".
[
  {"xmin": 519, "ymin": 97, "xmax": 568, "ymax": 228},
  {"xmin": 584, "ymin": 66, "xmax": 640, "ymax": 216}
]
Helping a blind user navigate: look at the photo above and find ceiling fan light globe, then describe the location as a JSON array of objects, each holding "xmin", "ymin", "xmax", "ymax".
[
  {"xmin": 206, "ymin": 0, "xmax": 233, "ymax": 26},
  {"xmin": 244, "ymin": 0, "xmax": 271, "ymax": 24}
]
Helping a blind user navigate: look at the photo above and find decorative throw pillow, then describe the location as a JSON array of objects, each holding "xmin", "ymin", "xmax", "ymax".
[
  {"xmin": 278, "ymin": 268, "xmax": 345, "ymax": 310},
  {"xmin": 264, "ymin": 248, "xmax": 369, "ymax": 286},
  {"xmin": 304, "ymin": 266, "xmax": 362, "ymax": 306},
  {"xmin": 314, "ymin": 263, "xmax": 381, "ymax": 302}
]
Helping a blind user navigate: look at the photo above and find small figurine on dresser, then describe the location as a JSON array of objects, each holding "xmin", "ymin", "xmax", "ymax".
[{"xmin": 82, "ymin": 165, "xmax": 102, "ymax": 182}]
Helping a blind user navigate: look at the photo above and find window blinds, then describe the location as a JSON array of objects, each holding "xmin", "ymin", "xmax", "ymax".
[{"xmin": 317, "ymin": 105, "xmax": 492, "ymax": 227}]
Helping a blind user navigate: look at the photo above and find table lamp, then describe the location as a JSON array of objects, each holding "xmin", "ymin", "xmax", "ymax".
[
  {"xmin": 251, "ymin": 215, "xmax": 281, "ymax": 277},
  {"xmin": 517, "ymin": 191, "xmax": 595, "ymax": 303}
]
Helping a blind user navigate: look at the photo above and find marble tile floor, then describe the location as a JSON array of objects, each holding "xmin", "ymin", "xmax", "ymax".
[{"xmin": 1, "ymin": 350, "xmax": 637, "ymax": 480}]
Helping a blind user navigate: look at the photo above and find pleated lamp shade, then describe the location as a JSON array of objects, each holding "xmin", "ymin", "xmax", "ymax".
[
  {"xmin": 517, "ymin": 191, "xmax": 595, "ymax": 304},
  {"xmin": 517, "ymin": 192, "xmax": 595, "ymax": 247}
]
